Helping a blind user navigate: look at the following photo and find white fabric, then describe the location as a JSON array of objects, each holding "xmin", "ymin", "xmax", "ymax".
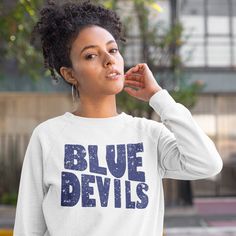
[{"xmin": 14, "ymin": 89, "xmax": 223, "ymax": 236}]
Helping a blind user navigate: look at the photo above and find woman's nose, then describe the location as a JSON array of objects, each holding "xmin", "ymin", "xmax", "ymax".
[{"xmin": 103, "ymin": 53, "xmax": 115, "ymax": 67}]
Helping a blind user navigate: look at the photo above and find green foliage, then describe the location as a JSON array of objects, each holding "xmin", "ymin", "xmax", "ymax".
[
  {"xmin": 117, "ymin": 90, "xmax": 152, "ymax": 117},
  {"xmin": 133, "ymin": 1, "xmax": 203, "ymax": 110},
  {"xmin": 93, "ymin": 0, "xmax": 118, "ymax": 9},
  {"xmin": 0, "ymin": 0, "xmax": 45, "ymax": 80},
  {"xmin": 170, "ymin": 80, "xmax": 206, "ymax": 108},
  {"xmin": 0, "ymin": 192, "xmax": 18, "ymax": 206}
]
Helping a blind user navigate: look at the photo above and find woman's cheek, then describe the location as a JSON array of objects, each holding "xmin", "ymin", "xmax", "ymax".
[{"xmin": 116, "ymin": 53, "xmax": 124, "ymax": 66}]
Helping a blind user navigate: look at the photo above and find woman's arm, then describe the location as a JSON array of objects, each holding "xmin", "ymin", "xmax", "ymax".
[
  {"xmin": 149, "ymin": 89, "xmax": 223, "ymax": 179},
  {"xmin": 124, "ymin": 63, "xmax": 223, "ymax": 180},
  {"xmin": 14, "ymin": 128, "xmax": 47, "ymax": 235}
]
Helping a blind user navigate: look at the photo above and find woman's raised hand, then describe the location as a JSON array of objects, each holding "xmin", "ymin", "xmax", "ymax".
[{"xmin": 123, "ymin": 63, "xmax": 162, "ymax": 102}]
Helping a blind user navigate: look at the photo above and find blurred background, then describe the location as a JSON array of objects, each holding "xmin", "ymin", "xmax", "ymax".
[{"xmin": 0, "ymin": 0, "xmax": 236, "ymax": 235}]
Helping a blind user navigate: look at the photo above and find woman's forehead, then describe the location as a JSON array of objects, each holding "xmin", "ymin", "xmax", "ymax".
[{"xmin": 74, "ymin": 26, "xmax": 116, "ymax": 47}]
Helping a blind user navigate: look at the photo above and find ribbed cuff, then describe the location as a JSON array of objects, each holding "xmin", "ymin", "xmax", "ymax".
[{"xmin": 149, "ymin": 89, "xmax": 176, "ymax": 117}]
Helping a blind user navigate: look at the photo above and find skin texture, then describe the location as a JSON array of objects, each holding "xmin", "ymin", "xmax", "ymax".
[{"xmin": 60, "ymin": 25, "xmax": 162, "ymax": 118}]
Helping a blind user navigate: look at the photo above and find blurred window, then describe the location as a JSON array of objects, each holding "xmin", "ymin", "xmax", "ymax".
[
  {"xmin": 180, "ymin": 0, "xmax": 205, "ymax": 16},
  {"xmin": 180, "ymin": 0, "xmax": 234, "ymax": 68},
  {"xmin": 120, "ymin": 0, "xmax": 170, "ymax": 67}
]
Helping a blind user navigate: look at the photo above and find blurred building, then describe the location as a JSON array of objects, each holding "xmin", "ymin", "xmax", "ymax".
[
  {"xmin": 118, "ymin": 0, "xmax": 236, "ymax": 198},
  {"xmin": 179, "ymin": 0, "xmax": 236, "ymax": 197}
]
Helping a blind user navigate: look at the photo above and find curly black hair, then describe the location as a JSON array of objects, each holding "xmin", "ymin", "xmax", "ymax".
[{"xmin": 31, "ymin": 0, "xmax": 125, "ymax": 83}]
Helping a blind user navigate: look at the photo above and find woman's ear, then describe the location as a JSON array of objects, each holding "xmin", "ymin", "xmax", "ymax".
[{"xmin": 60, "ymin": 66, "xmax": 77, "ymax": 85}]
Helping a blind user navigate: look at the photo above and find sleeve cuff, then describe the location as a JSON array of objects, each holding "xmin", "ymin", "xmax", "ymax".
[{"xmin": 149, "ymin": 89, "xmax": 176, "ymax": 116}]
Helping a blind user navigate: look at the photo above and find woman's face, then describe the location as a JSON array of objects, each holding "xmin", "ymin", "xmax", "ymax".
[{"xmin": 69, "ymin": 25, "xmax": 125, "ymax": 99}]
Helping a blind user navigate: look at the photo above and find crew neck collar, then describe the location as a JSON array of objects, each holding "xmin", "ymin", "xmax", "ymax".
[{"xmin": 64, "ymin": 111, "xmax": 126, "ymax": 123}]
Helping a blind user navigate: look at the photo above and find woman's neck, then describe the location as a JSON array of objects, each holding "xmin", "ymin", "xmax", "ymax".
[{"xmin": 73, "ymin": 95, "xmax": 118, "ymax": 118}]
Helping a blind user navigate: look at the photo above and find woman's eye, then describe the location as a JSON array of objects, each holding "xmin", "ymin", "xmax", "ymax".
[
  {"xmin": 110, "ymin": 48, "xmax": 118, "ymax": 53},
  {"xmin": 85, "ymin": 54, "xmax": 97, "ymax": 60}
]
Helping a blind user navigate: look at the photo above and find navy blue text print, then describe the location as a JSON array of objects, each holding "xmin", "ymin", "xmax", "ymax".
[{"xmin": 61, "ymin": 143, "xmax": 149, "ymax": 209}]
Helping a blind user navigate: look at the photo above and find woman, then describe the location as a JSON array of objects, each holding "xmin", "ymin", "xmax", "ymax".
[{"xmin": 13, "ymin": 1, "xmax": 223, "ymax": 236}]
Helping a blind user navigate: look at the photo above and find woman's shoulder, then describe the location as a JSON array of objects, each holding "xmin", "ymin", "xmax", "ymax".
[
  {"xmin": 124, "ymin": 112, "xmax": 162, "ymax": 125},
  {"xmin": 32, "ymin": 112, "xmax": 68, "ymax": 136},
  {"xmin": 123, "ymin": 112, "xmax": 164, "ymax": 135}
]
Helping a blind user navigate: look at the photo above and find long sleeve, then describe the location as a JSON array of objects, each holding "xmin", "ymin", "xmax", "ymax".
[
  {"xmin": 149, "ymin": 89, "xmax": 223, "ymax": 180},
  {"xmin": 14, "ymin": 127, "xmax": 47, "ymax": 235}
]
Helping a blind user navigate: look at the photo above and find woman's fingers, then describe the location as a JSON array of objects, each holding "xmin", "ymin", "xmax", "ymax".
[
  {"xmin": 124, "ymin": 63, "xmax": 162, "ymax": 101},
  {"xmin": 124, "ymin": 80, "xmax": 145, "ymax": 88},
  {"xmin": 125, "ymin": 64, "xmax": 140, "ymax": 75},
  {"xmin": 124, "ymin": 64, "xmax": 146, "ymax": 91},
  {"xmin": 125, "ymin": 73, "xmax": 143, "ymax": 82},
  {"xmin": 125, "ymin": 64, "xmax": 147, "ymax": 77}
]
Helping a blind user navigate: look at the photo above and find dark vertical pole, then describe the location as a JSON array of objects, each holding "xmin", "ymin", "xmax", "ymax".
[
  {"xmin": 170, "ymin": 0, "xmax": 178, "ymax": 89},
  {"xmin": 214, "ymin": 93, "xmax": 220, "ymax": 196},
  {"xmin": 170, "ymin": 0, "xmax": 178, "ymax": 26},
  {"xmin": 204, "ymin": 0, "xmax": 208, "ymax": 67},
  {"xmin": 169, "ymin": 0, "xmax": 193, "ymax": 206}
]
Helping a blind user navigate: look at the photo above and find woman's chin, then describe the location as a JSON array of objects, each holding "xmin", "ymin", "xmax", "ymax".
[
  {"xmin": 106, "ymin": 83, "xmax": 124, "ymax": 95},
  {"xmin": 114, "ymin": 84, "xmax": 125, "ymax": 94}
]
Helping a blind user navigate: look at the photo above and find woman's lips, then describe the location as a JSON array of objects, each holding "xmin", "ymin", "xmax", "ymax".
[{"xmin": 106, "ymin": 72, "xmax": 122, "ymax": 80}]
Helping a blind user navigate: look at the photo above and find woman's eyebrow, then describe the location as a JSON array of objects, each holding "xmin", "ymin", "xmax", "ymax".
[{"xmin": 80, "ymin": 40, "xmax": 116, "ymax": 55}]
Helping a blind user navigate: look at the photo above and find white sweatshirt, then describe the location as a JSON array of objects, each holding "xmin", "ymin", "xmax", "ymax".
[{"xmin": 13, "ymin": 90, "xmax": 223, "ymax": 236}]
